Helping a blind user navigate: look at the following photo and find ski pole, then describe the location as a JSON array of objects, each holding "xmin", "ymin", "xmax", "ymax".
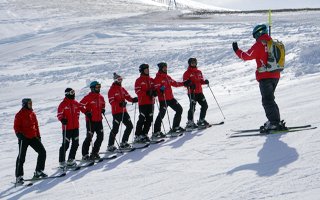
[
  {"xmin": 163, "ymin": 93, "xmax": 172, "ymax": 130},
  {"xmin": 208, "ymin": 84, "xmax": 226, "ymax": 120},
  {"xmin": 63, "ymin": 125, "xmax": 67, "ymax": 171},
  {"xmin": 15, "ymin": 139, "xmax": 23, "ymax": 187},
  {"xmin": 155, "ymin": 98, "xmax": 167, "ymax": 134},
  {"xmin": 268, "ymin": 10, "xmax": 272, "ymax": 36},
  {"xmin": 103, "ymin": 113, "xmax": 122, "ymax": 153},
  {"xmin": 132, "ymin": 103, "xmax": 137, "ymax": 143}
]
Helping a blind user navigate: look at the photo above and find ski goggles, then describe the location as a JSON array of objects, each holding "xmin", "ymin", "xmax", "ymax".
[{"xmin": 65, "ymin": 90, "xmax": 75, "ymax": 95}]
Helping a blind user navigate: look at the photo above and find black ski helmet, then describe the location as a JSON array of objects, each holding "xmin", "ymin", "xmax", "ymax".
[
  {"xmin": 113, "ymin": 72, "xmax": 122, "ymax": 82},
  {"xmin": 65, "ymin": 88, "xmax": 75, "ymax": 99},
  {"xmin": 252, "ymin": 24, "xmax": 268, "ymax": 39},
  {"xmin": 22, "ymin": 98, "xmax": 32, "ymax": 108},
  {"xmin": 139, "ymin": 64, "xmax": 149, "ymax": 73},
  {"xmin": 188, "ymin": 57, "xmax": 197, "ymax": 66},
  {"xmin": 157, "ymin": 62, "xmax": 167, "ymax": 71}
]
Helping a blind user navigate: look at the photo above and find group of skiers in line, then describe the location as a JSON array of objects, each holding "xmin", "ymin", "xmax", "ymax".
[
  {"xmin": 13, "ymin": 24, "xmax": 288, "ymax": 185},
  {"xmin": 13, "ymin": 57, "xmax": 211, "ymax": 184}
]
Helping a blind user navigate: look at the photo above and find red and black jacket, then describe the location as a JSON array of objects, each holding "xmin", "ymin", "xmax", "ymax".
[
  {"xmin": 80, "ymin": 92, "xmax": 105, "ymax": 122},
  {"xmin": 235, "ymin": 34, "xmax": 280, "ymax": 81},
  {"xmin": 135, "ymin": 74, "xmax": 155, "ymax": 106},
  {"xmin": 57, "ymin": 98, "xmax": 85, "ymax": 130},
  {"xmin": 154, "ymin": 71, "xmax": 184, "ymax": 101},
  {"xmin": 14, "ymin": 108, "xmax": 40, "ymax": 139},
  {"xmin": 108, "ymin": 82, "xmax": 134, "ymax": 115},
  {"xmin": 183, "ymin": 67, "xmax": 206, "ymax": 94}
]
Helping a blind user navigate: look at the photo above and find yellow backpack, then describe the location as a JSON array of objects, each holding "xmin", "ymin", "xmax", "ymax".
[{"xmin": 259, "ymin": 39, "xmax": 285, "ymax": 73}]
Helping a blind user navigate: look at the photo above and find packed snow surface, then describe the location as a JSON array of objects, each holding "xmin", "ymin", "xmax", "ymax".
[{"xmin": 0, "ymin": 0, "xmax": 320, "ymax": 199}]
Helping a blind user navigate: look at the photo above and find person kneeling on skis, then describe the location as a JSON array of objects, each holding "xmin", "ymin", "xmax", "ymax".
[
  {"xmin": 107, "ymin": 73, "xmax": 138, "ymax": 152},
  {"xmin": 14, "ymin": 98, "xmax": 47, "ymax": 184}
]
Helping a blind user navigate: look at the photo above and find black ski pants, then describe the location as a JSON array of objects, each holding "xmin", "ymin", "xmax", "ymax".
[
  {"xmin": 187, "ymin": 93, "xmax": 208, "ymax": 121},
  {"xmin": 154, "ymin": 98, "xmax": 183, "ymax": 132},
  {"xmin": 135, "ymin": 104, "xmax": 153, "ymax": 136},
  {"xmin": 59, "ymin": 129, "xmax": 79, "ymax": 162},
  {"xmin": 108, "ymin": 112, "xmax": 133, "ymax": 146},
  {"xmin": 16, "ymin": 138, "xmax": 46, "ymax": 177},
  {"xmin": 259, "ymin": 78, "xmax": 280, "ymax": 124},
  {"xmin": 82, "ymin": 121, "xmax": 104, "ymax": 156}
]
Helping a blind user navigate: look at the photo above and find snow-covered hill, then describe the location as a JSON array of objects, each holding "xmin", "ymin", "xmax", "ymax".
[{"xmin": 1, "ymin": 0, "xmax": 320, "ymax": 199}]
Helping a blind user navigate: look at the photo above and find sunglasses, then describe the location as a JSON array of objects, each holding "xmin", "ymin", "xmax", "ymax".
[{"xmin": 65, "ymin": 90, "xmax": 75, "ymax": 95}]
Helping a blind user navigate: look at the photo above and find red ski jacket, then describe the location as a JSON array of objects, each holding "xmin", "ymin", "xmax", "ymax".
[
  {"xmin": 57, "ymin": 98, "xmax": 85, "ymax": 130},
  {"xmin": 235, "ymin": 34, "xmax": 280, "ymax": 81},
  {"xmin": 14, "ymin": 108, "xmax": 40, "ymax": 139},
  {"xmin": 135, "ymin": 74, "xmax": 155, "ymax": 106},
  {"xmin": 154, "ymin": 71, "xmax": 184, "ymax": 101},
  {"xmin": 108, "ymin": 83, "xmax": 134, "ymax": 115},
  {"xmin": 183, "ymin": 67, "xmax": 206, "ymax": 94},
  {"xmin": 80, "ymin": 92, "xmax": 105, "ymax": 122}
]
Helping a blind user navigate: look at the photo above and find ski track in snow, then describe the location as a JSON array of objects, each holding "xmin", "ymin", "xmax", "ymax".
[{"xmin": 1, "ymin": 0, "xmax": 320, "ymax": 199}]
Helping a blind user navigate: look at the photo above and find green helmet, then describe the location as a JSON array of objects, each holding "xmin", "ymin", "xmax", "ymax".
[{"xmin": 252, "ymin": 24, "xmax": 268, "ymax": 39}]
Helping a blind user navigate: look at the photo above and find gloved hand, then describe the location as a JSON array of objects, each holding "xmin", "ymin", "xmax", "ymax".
[
  {"xmin": 16, "ymin": 133, "xmax": 25, "ymax": 141},
  {"xmin": 119, "ymin": 101, "xmax": 127, "ymax": 107},
  {"xmin": 85, "ymin": 112, "xmax": 92, "ymax": 119},
  {"xmin": 61, "ymin": 118, "xmax": 68, "ymax": 125},
  {"xmin": 160, "ymin": 86, "xmax": 165, "ymax": 93},
  {"xmin": 146, "ymin": 90, "xmax": 153, "ymax": 97},
  {"xmin": 204, "ymin": 79, "xmax": 209, "ymax": 85},
  {"xmin": 152, "ymin": 90, "xmax": 157, "ymax": 97},
  {"xmin": 132, "ymin": 97, "xmax": 138, "ymax": 103},
  {"xmin": 232, "ymin": 42, "xmax": 239, "ymax": 52},
  {"xmin": 101, "ymin": 108, "xmax": 105, "ymax": 115},
  {"xmin": 36, "ymin": 136, "xmax": 41, "ymax": 142},
  {"xmin": 183, "ymin": 80, "xmax": 191, "ymax": 87},
  {"xmin": 189, "ymin": 84, "xmax": 196, "ymax": 90}
]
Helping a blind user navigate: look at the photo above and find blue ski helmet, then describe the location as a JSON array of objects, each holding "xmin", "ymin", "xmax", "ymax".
[
  {"xmin": 252, "ymin": 24, "xmax": 268, "ymax": 39},
  {"xmin": 89, "ymin": 81, "xmax": 100, "ymax": 88}
]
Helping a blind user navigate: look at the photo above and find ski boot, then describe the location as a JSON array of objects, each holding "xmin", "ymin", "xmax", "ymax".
[
  {"xmin": 66, "ymin": 159, "xmax": 77, "ymax": 167},
  {"xmin": 16, "ymin": 176, "xmax": 24, "ymax": 185},
  {"xmin": 151, "ymin": 131, "xmax": 166, "ymax": 140},
  {"xmin": 120, "ymin": 142, "xmax": 132, "ymax": 149},
  {"xmin": 33, "ymin": 170, "xmax": 48, "ymax": 179},
  {"xmin": 107, "ymin": 145, "xmax": 117, "ymax": 152},
  {"xmin": 90, "ymin": 153, "xmax": 101, "ymax": 161},
  {"xmin": 82, "ymin": 154, "xmax": 91, "ymax": 161},
  {"xmin": 185, "ymin": 120, "xmax": 198, "ymax": 131},
  {"xmin": 59, "ymin": 161, "xmax": 66, "ymax": 169},
  {"xmin": 197, "ymin": 119, "xmax": 209, "ymax": 129}
]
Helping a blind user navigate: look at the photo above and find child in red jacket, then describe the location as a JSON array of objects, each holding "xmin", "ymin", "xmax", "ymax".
[{"xmin": 107, "ymin": 73, "xmax": 138, "ymax": 151}]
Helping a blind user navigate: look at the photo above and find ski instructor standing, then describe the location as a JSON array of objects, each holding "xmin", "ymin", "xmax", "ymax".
[
  {"xmin": 14, "ymin": 98, "xmax": 47, "ymax": 184},
  {"xmin": 232, "ymin": 24, "xmax": 286, "ymax": 131}
]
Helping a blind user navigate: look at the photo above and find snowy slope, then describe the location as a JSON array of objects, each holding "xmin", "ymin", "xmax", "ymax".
[{"xmin": 1, "ymin": 0, "xmax": 320, "ymax": 199}]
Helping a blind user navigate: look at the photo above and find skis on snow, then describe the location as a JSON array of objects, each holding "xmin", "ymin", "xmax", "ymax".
[{"xmin": 229, "ymin": 125, "xmax": 317, "ymax": 138}]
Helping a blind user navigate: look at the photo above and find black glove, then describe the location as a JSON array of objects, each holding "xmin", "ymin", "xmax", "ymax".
[
  {"xmin": 189, "ymin": 84, "xmax": 196, "ymax": 90},
  {"xmin": 61, "ymin": 118, "xmax": 68, "ymax": 125},
  {"xmin": 204, "ymin": 79, "xmax": 209, "ymax": 85},
  {"xmin": 119, "ymin": 101, "xmax": 127, "ymax": 107},
  {"xmin": 132, "ymin": 97, "xmax": 138, "ymax": 103},
  {"xmin": 101, "ymin": 108, "xmax": 105, "ymax": 115},
  {"xmin": 16, "ymin": 133, "xmax": 25, "ymax": 141},
  {"xmin": 232, "ymin": 42, "xmax": 239, "ymax": 52},
  {"xmin": 152, "ymin": 90, "xmax": 157, "ymax": 97},
  {"xmin": 85, "ymin": 112, "xmax": 92, "ymax": 119},
  {"xmin": 159, "ymin": 86, "xmax": 166, "ymax": 93},
  {"xmin": 36, "ymin": 136, "xmax": 41, "ymax": 142},
  {"xmin": 183, "ymin": 80, "xmax": 191, "ymax": 87},
  {"xmin": 146, "ymin": 90, "xmax": 153, "ymax": 97}
]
